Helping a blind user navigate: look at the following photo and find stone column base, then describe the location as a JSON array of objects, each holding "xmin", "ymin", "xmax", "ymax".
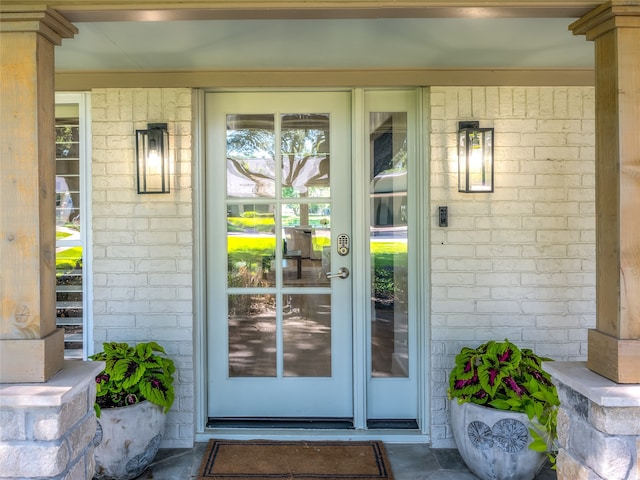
[
  {"xmin": 0, "ymin": 360, "xmax": 104, "ymax": 479},
  {"xmin": 545, "ymin": 361, "xmax": 640, "ymax": 480}
]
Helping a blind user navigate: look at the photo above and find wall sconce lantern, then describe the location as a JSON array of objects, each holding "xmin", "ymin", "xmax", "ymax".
[
  {"xmin": 136, "ymin": 123, "xmax": 170, "ymax": 194},
  {"xmin": 458, "ymin": 121, "xmax": 494, "ymax": 193}
]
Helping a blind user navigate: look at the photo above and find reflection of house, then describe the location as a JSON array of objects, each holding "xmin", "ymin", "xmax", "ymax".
[
  {"xmin": 55, "ymin": 176, "xmax": 74, "ymax": 225},
  {"xmin": 2, "ymin": 3, "xmax": 640, "ymax": 480},
  {"xmin": 284, "ymin": 226, "xmax": 313, "ymax": 258},
  {"xmin": 226, "ymin": 203, "xmax": 273, "ymax": 218},
  {"xmin": 371, "ymin": 170, "xmax": 407, "ymax": 229}
]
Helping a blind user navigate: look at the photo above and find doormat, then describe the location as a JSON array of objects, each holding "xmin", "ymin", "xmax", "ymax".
[{"xmin": 197, "ymin": 439, "xmax": 394, "ymax": 480}]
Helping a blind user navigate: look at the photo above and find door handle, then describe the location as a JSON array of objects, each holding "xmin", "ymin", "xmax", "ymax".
[{"xmin": 325, "ymin": 267, "xmax": 350, "ymax": 279}]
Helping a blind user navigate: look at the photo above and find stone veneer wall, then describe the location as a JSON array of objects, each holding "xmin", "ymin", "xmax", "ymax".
[
  {"xmin": 91, "ymin": 88, "xmax": 194, "ymax": 448},
  {"xmin": 429, "ymin": 86, "xmax": 596, "ymax": 447},
  {"xmin": 0, "ymin": 361, "xmax": 103, "ymax": 479},
  {"xmin": 546, "ymin": 362, "xmax": 640, "ymax": 480}
]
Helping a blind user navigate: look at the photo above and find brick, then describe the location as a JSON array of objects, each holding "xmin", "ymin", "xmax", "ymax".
[
  {"xmin": 492, "ymin": 258, "xmax": 536, "ymax": 271},
  {"xmin": 136, "ymin": 315, "xmax": 178, "ymax": 327},
  {"xmin": 148, "ymin": 273, "xmax": 192, "ymax": 286},
  {"xmin": 474, "ymin": 273, "xmax": 520, "ymax": 286},
  {"xmin": 476, "ymin": 300, "xmax": 521, "ymax": 313},
  {"xmin": 521, "ymin": 301, "xmax": 567, "ymax": 314},
  {"xmin": 443, "ymin": 314, "xmax": 491, "ymax": 327},
  {"xmin": 106, "ymin": 300, "xmax": 151, "ymax": 314},
  {"xmin": 522, "ymin": 244, "xmax": 568, "ymax": 258},
  {"xmin": 136, "ymin": 232, "xmax": 178, "ymax": 244},
  {"xmin": 93, "ymin": 260, "xmax": 136, "ymax": 274},
  {"xmin": 136, "ymin": 287, "xmax": 177, "ymax": 300},
  {"xmin": 446, "ymin": 286, "xmax": 490, "ymax": 299},
  {"xmin": 491, "ymin": 229, "xmax": 536, "ymax": 243},
  {"xmin": 104, "ymin": 274, "xmax": 148, "ymax": 287}
]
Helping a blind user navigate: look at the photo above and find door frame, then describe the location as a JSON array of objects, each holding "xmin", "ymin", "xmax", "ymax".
[{"xmin": 193, "ymin": 87, "xmax": 431, "ymax": 441}]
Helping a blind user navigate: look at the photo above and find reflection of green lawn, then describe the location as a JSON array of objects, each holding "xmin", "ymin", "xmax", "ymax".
[
  {"xmin": 227, "ymin": 236, "xmax": 406, "ymax": 266},
  {"xmin": 228, "ymin": 217, "xmax": 274, "ymax": 233},
  {"xmin": 228, "ymin": 237, "xmax": 276, "ymax": 256},
  {"xmin": 56, "ymin": 247, "xmax": 83, "ymax": 274},
  {"xmin": 228, "ymin": 215, "xmax": 331, "ymax": 232},
  {"xmin": 371, "ymin": 241, "xmax": 406, "ymax": 255}
]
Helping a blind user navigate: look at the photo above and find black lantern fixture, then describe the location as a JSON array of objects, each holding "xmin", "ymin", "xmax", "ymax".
[
  {"xmin": 458, "ymin": 121, "xmax": 494, "ymax": 193},
  {"xmin": 135, "ymin": 123, "xmax": 170, "ymax": 194}
]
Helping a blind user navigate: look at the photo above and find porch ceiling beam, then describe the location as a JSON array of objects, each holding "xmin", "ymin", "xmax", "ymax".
[
  {"xmin": 54, "ymin": 68, "xmax": 595, "ymax": 91},
  {"xmin": 2, "ymin": 1, "xmax": 602, "ymax": 22}
]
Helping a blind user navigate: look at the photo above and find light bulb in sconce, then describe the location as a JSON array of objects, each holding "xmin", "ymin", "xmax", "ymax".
[{"xmin": 458, "ymin": 121, "xmax": 494, "ymax": 193}]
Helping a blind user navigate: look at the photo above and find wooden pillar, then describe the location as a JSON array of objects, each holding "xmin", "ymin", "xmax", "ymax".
[
  {"xmin": 570, "ymin": 1, "xmax": 640, "ymax": 383},
  {"xmin": 0, "ymin": 9, "xmax": 77, "ymax": 382}
]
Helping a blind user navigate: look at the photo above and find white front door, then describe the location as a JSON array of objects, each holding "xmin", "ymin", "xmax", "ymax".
[{"xmin": 206, "ymin": 91, "xmax": 353, "ymax": 418}]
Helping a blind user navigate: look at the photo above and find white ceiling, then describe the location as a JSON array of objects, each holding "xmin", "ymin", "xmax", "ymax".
[{"xmin": 55, "ymin": 18, "xmax": 593, "ymax": 71}]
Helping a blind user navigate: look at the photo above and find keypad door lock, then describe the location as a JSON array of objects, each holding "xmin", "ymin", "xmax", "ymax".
[{"xmin": 337, "ymin": 234, "xmax": 350, "ymax": 256}]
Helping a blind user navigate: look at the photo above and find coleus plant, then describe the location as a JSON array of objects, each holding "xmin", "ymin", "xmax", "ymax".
[
  {"xmin": 90, "ymin": 341, "xmax": 176, "ymax": 417},
  {"xmin": 448, "ymin": 339, "xmax": 559, "ymax": 465}
]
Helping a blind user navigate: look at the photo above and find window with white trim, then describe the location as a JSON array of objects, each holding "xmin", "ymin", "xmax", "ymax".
[{"xmin": 55, "ymin": 93, "xmax": 91, "ymax": 359}]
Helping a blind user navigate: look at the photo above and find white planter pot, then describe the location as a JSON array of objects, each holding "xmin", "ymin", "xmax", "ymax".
[
  {"xmin": 93, "ymin": 401, "xmax": 166, "ymax": 480},
  {"xmin": 450, "ymin": 400, "xmax": 547, "ymax": 480}
]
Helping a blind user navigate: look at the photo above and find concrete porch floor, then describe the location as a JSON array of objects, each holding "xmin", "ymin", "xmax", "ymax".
[{"xmin": 138, "ymin": 443, "xmax": 557, "ymax": 479}]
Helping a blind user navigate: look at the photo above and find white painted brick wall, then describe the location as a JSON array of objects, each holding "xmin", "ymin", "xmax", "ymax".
[
  {"xmin": 429, "ymin": 86, "xmax": 595, "ymax": 447},
  {"xmin": 90, "ymin": 86, "xmax": 595, "ymax": 450},
  {"xmin": 92, "ymin": 88, "xmax": 194, "ymax": 448}
]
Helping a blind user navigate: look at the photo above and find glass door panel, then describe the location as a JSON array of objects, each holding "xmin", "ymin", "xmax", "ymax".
[
  {"xmin": 283, "ymin": 293, "xmax": 332, "ymax": 377},
  {"xmin": 226, "ymin": 114, "xmax": 276, "ymax": 198},
  {"xmin": 282, "ymin": 203, "xmax": 331, "ymax": 288},
  {"xmin": 227, "ymin": 203, "xmax": 276, "ymax": 287},
  {"xmin": 207, "ymin": 91, "xmax": 352, "ymax": 419},
  {"xmin": 228, "ymin": 294, "xmax": 277, "ymax": 377},
  {"xmin": 366, "ymin": 91, "xmax": 418, "ymax": 421},
  {"xmin": 281, "ymin": 114, "xmax": 330, "ymax": 198},
  {"xmin": 370, "ymin": 112, "xmax": 409, "ymax": 378}
]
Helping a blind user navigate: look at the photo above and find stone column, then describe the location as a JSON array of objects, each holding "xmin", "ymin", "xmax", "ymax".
[
  {"xmin": 0, "ymin": 9, "xmax": 77, "ymax": 382},
  {"xmin": 546, "ymin": 362, "xmax": 640, "ymax": 480},
  {"xmin": 0, "ymin": 361, "xmax": 105, "ymax": 479},
  {"xmin": 570, "ymin": 1, "xmax": 640, "ymax": 384}
]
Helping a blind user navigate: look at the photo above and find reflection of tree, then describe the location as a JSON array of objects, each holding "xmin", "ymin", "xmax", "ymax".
[
  {"xmin": 281, "ymin": 122, "xmax": 328, "ymax": 194},
  {"xmin": 226, "ymin": 115, "xmax": 329, "ymax": 197},
  {"xmin": 370, "ymin": 114, "xmax": 407, "ymax": 180},
  {"xmin": 227, "ymin": 129, "xmax": 275, "ymax": 179}
]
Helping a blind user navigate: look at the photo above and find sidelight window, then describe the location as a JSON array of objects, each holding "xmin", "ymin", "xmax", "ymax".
[{"xmin": 55, "ymin": 93, "xmax": 91, "ymax": 359}]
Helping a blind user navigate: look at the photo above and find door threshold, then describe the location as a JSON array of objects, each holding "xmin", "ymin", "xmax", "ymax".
[
  {"xmin": 197, "ymin": 428, "xmax": 429, "ymax": 443},
  {"xmin": 207, "ymin": 418, "xmax": 354, "ymax": 429},
  {"xmin": 367, "ymin": 419, "xmax": 419, "ymax": 430}
]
